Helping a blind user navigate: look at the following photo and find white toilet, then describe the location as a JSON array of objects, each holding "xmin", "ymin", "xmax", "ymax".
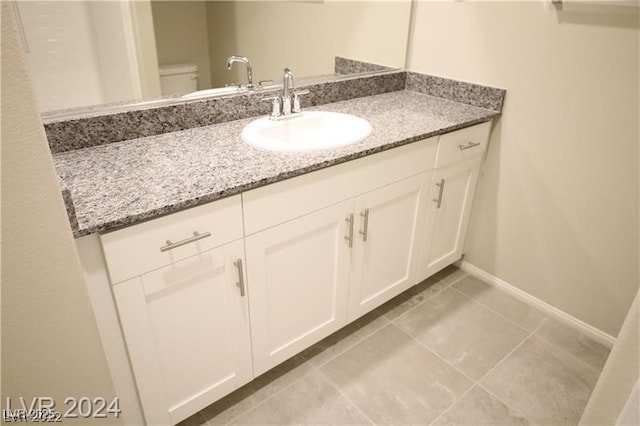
[{"xmin": 158, "ymin": 63, "xmax": 199, "ymax": 96}]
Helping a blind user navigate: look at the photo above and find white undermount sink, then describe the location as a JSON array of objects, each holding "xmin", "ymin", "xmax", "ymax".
[{"xmin": 241, "ymin": 111, "xmax": 372, "ymax": 152}]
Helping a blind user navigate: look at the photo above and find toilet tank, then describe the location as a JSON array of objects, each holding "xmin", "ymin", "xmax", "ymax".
[{"xmin": 159, "ymin": 63, "xmax": 199, "ymax": 95}]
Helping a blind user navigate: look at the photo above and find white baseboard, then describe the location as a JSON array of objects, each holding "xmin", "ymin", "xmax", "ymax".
[{"xmin": 459, "ymin": 261, "xmax": 616, "ymax": 348}]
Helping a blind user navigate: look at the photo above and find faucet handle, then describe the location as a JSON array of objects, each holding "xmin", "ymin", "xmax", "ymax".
[
  {"xmin": 292, "ymin": 89, "xmax": 310, "ymax": 113},
  {"xmin": 258, "ymin": 80, "xmax": 274, "ymax": 89},
  {"xmin": 262, "ymin": 96, "xmax": 282, "ymax": 119},
  {"xmin": 282, "ymin": 95, "xmax": 292, "ymax": 115},
  {"xmin": 225, "ymin": 82, "xmax": 242, "ymax": 89}
]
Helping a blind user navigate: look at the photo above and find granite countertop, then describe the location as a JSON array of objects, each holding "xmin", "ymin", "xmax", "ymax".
[{"xmin": 53, "ymin": 89, "xmax": 499, "ymax": 237}]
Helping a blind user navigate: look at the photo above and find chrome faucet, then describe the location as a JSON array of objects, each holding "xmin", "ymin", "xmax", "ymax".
[
  {"xmin": 282, "ymin": 68, "xmax": 294, "ymax": 115},
  {"xmin": 283, "ymin": 68, "xmax": 293, "ymax": 100},
  {"xmin": 226, "ymin": 56, "xmax": 254, "ymax": 90},
  {"xmin": 262, "ymin": 68, "xmax": 309, "ymax": 120}
]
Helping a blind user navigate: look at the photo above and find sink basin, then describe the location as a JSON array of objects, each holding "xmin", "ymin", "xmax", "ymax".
[
  {"xmin": 180, "ymin": 86, "xmax": 242, "ymax": 100},
  {"xmin": 241, "ymin": 111, "xmax": 372, "ymax": 152}
]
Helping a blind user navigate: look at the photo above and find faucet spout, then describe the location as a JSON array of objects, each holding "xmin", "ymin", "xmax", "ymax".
[
  {"xmin": 283, "ymin": 68, "xmax": 294, "ymax": 100},
  {"xmin": 226, "ymin": 56, "xmax": 254, "ymax": 90}
]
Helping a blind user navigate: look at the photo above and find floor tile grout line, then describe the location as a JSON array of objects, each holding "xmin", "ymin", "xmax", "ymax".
[
  {"xmin": 399, "ymin": 320, "xmax": 537, "ymax": 426},
  {"xmin": 315, "ymin": 367, "xmax": 377, "ymax": 425},
  {"xmin": 304, "ymin": 315, "xmax": 391, "ymax": 370},
  {"xmin": 393, "ymin": 323, "xmax": 478, "ymax": 385},
  {"xmin": 214, "ymin": 364, "xmax": 319, "ymax": 426},
  {"xmin": 448, "ymin": 286, "xmax": 532, "ymax": 335},
  {"xmin": 386, "ymin": 271, "xmax": 468, "ymax": 324},
  {"xmin": 397, "ymin": 315, "xmax": 535, "ymax": 396},
  {"xmin": 317, "ymin": 319, "xmax": 478, "ymax": 426},
  {"xmin": 382, "ymin": 320, "xmax": 491, "ymax": 426},
  {"xmin": 531, "ymin": 316, "xmax": 548, "ymax": 334},
  {"xmin": 430, "ymin": 272, "xmax": 602, "ymax": 378},
  {"xmin": 526, "ymin": 311, "xmax": 606, "ymax": 375},
  {"xmin": 305, "ymin": 270, "xmax": 466, "ymax": 370},
  {"xmin": 430, "ymin": 270, "xmax": 470, "ymax": 294},
  {"xmin": 202, "ymin": 269, "xmax": 468, "ymax": 426},
  {"xmin": 528, "ymin": 332, "xmax": 604, "ymax": 376},
  {"xmin": 416, "ymin": 309, "xmax": 600, "ymax": 426},
  {"xmin": 194, "ymin": 266, "xmax": 604, "ymax": 426},
  {"xmin": 453, "ymin": 272, "xmax": 609, "ymax": 373},
  {"xmin": 427, "ymin": 383, "xmax": 480, "ymax": 426},
  {"xmin": 213, "ymin": 318, "xmax": 393, "ymax": 425},
  {"xmin": 475, "ymin": 382, "xmax": 538, "ymax": 425},
  {"xmin": 474, "ymin": 329, "xmax": 537, "ymax": 385}
]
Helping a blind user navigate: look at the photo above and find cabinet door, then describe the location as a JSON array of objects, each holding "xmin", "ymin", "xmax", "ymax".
[
  {"xmin": 246, "ymin": 200, "xmax": 353, "ymax": 375},
  {"xmin": 113, "ymin": 239, "xmax": 252, "ymax": 426},
  {"xmin": 419, "ymin": 159, "xmax": 481, "ymax": 280},
  {"xmin": 348, "ymin": 173, "xmax": 430, "ymax": 320}
]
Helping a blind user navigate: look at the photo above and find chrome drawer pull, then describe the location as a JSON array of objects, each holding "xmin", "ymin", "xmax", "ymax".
[
  {"xmin": 345, "ymin": 214, "xmax": 354, "ymax": 248},
  {"xmin": 234, "ymin": 259, "xmax": 246, "ymax": 297},
  {"xmin": 459, "ymin": 142, "xmax": 481, "ymax": 151},
  {"xmin": 160, "ymin": 231, "xmax": 211, "ymax": 252},
  {"xmin": 433, "ymin": 179, "xmax": 445, "ymax": 209},
  {"xmin": 359, "ymin": 208, "xmax": 370, "ymax": 242}
]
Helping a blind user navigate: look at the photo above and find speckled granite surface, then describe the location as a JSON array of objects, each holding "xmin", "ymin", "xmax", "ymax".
[
  {"xmin": 53, "ymin": 90, "xmax": 500, "ymax": 237},
  {"xmin": 44, "ymin": 71, "xmax": 507, "ymax": 155},
  {"xmin": 61, "ymin": 188, "xmax": 79, "ymax": 233},
  {"xmin": 44, "ymin": 72, "xmax": 406, "ymax": 153},
  {"xmin": 335, "ymin": 57, "xmax": 394, "ymax": 75},
  {"xmin": 406, "ymin": 72, "xmax": 505, "ymax": 112}
]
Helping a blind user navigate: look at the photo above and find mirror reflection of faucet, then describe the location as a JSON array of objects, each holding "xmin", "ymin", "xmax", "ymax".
[
  {"xmin": 225, "ymin": 56, "xmax": 254, "ymax": 90},
  {"xmin": 262, "ymin": 68, "xmax": 310, "ymax": 121}
]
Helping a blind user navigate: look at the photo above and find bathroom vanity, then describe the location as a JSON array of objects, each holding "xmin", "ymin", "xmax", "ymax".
[{"xmin": 50, "ymin": 71, "xmax": 503, "ymax": 425}]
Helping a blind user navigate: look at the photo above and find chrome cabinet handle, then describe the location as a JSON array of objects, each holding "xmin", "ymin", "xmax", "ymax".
[
  {"xmin": 160, "ymin": 231, "xmax": 211, "ymax": 252},
  {"xmin": 359, "ymin": 208, "xmax": 370, "ymax": 242},
  {"xmin": 459, "ymin": 142, "xmax": 481, "ymax": 151},
  {"xmin": 433, "ymin": 179, "xmax": 445, "ymax": 209},
  {"xmin": 345, "ymin": 213, "xmax": 354, "ymax": 248},
  {"xmin": 233, "ymin": 259, "xmax": 245, "ymax": 297}
]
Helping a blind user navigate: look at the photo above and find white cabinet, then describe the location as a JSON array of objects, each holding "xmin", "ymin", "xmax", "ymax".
[
  {"xmin": 113, "ymin": 239, "xmax": 252, "ymax": 425},
  {"xmin": 347, "ymin": 173, "xmax": 430, "ymax": 320},
  {"xmin": 419, "ymin": 159, "xmax": 481, "ymax": 279},
  {"xmin": 246, "ymin": 172, "xmax": 432, "ymax": 375},
  {"xmin": 99, "ymin": 195, "xmax": 252, "ymax": 425},
  {"xmin": 242, "ymin": 139, "xmax": 438, "ymax": 375},
  {"xmin": 245, "ymin": 200, "xmax": 353, "ymax": 375},
  {"xmin": 418, "ymin": 121, "xmax": 491, "ymax": 280}
]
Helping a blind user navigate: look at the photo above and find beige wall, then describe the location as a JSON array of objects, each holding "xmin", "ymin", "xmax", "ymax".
[
  {"xmin": 407, "ymin": 1, "xmax": 639, "ymax": 336},
  {"xmin": 206, "ymin": 1, "xmax": 411, "ymax": 87},
  {"xmin": 130, "ymin": 0, "xmax": 162, "ymax": 99},
  {"xmin": 1, "ymin": 5, "xmax": 119, "ymax": 423},
  {"xmin": 151, "ymin": 0, "xmax": 212, "ymax": 90}
]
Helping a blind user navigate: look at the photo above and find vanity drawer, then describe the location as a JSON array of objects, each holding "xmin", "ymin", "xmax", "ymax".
[
  {"xmin": 100, "ymin": 195, "xmax": 243, "ymax": 284},
  {"xmin": 435, "ymin": 121, "xmax": 492, "ymax": 168}
]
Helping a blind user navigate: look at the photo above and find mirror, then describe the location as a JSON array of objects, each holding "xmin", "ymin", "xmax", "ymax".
[{"xmin": 16, "ymin": 0, "xmax": 412, "ymax": 115}]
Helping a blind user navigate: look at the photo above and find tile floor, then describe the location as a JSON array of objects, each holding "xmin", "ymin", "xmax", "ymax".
[{"xmin": 179, "ymin": 266, "xmax": 611, "ymax": 426}]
